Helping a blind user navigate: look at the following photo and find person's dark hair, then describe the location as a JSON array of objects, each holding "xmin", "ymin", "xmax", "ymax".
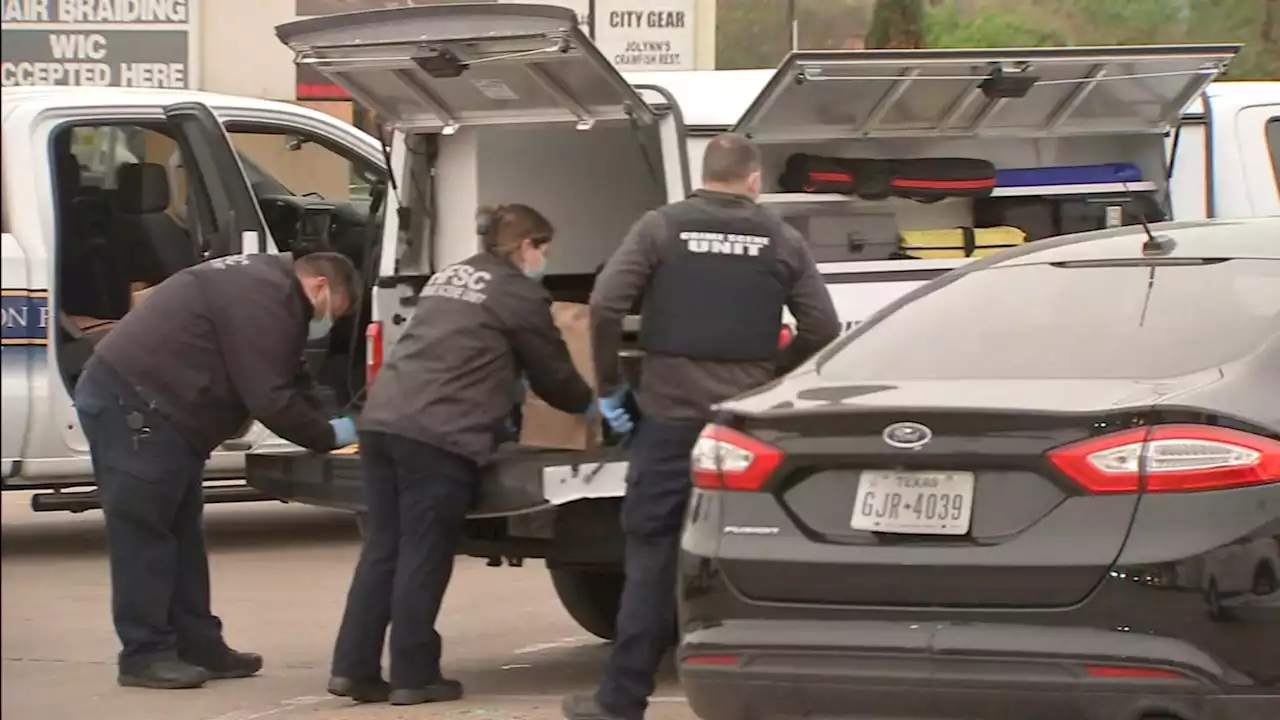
[
  {"xmin": 701, "ymin": 132, "xmax": 762, "ymax": 185},
  {"xmin": 477, "ymin": 203, "xmax": 554, "ymax": 257},
  {"xmin": 294, "ymin": 251, "xmax": 361, "ymax": 313}
]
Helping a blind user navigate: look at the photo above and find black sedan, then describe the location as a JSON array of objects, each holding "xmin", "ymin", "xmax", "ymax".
[{"xmin": 678, "ymin": 218, "xmax": 1280, "ymax": 720}]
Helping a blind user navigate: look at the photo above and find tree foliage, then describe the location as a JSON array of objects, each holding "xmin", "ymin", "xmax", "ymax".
[
  {"xmin": 923, "ymin": 3, "xmax": 1067, "ymax": 48},
  {"xmin": 866, "ymin": 0, "xmax": 926, "ymax": 49},
  {"xmin": 715, "ymin": 0, "xmax": 1278, "ymax": 79}
]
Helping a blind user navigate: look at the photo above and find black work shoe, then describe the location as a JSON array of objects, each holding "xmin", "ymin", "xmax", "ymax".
[
  {"xmin": 561, "ymin": 694, "xmax": 628, "ymax": 720},
  {"xmin": 118, "ymin": 659, "xmax": 210, "ymax": 690},
  {"xmin": 327, "ymin": 676, "xmax": 391, "ymax": 703},
  {"xmin": 188, "ymin": 649, "xmax": 263, "ymax": 679},
  {"xmin": 389, "ymin": 678, "xmax": 464, "ymax": 705}
]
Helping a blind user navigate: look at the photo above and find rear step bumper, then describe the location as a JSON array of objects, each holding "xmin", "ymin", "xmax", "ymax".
[
  {"xmin": 31, "ymin": 483, "xmax": 271, "ymax": 513},
  {"xmin": 245, "ymin": 442, "xmax": 631, "ymax": 517},
  {"xmin": 680, "ymin": 620, "xmax": 1270, "ymax": 720}
]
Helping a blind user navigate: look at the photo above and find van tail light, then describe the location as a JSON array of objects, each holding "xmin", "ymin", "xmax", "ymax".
[
  {"xmin": 778, "ymin": 324, "xmax": 795, "ymax": 349},
  {"xmin": 691, "ymin": 424, "xmax": 784, "ymax": 492},
  {"xmin": 365, "ymin": 321, "xmax": 384, "ymax": 385},
  {"xmin": 1047, "ymin": 424, "xmax": 1280, "ymax": 494}
]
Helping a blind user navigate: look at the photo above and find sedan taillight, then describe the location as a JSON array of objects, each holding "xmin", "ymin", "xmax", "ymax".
[
  {"xmin": 1047, "ymin": 424, "xmax": 1280, "ymax": 494},
  {"xmin": 691, "ymin": 424, "xmax": 784, "ymax": 492}
]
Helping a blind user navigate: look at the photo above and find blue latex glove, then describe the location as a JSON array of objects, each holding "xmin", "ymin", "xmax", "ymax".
[
  {"xmin": 329, "ymin": 416, "xmax": 358, "ymax": 448},
  {"xmin": 596, "ymin": 387, "xmax": 634, "ymax": 434}
]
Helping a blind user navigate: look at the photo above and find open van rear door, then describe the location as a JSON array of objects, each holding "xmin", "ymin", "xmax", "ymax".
[
  {"xmin": 734, "ymin": 45, "xmax": 1239, "ymax": 142},
  {"xmin": 275, "ymin": 3, "xmax": 655, "ymax": 133},
  {"xmin": 162, "ymin": 102, "xmax": 273, "ymax": 256}
]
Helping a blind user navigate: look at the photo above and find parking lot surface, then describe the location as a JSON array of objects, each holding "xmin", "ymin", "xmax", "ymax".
[{"xmin": 1, "ymin": 493, "xmax": 695, "ymax": 720}]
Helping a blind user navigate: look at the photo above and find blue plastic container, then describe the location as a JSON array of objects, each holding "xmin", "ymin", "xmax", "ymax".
[{"xmin": 995, "ymin": 163, "xmax": 1144, "ymax": 187}]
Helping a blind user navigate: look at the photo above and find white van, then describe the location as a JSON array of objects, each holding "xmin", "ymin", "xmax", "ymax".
[
  {"xmin": 239, "ymin": 4, "xmax": 1280, "ymax": 641},
  {"xmin": 1, "ymin": 87, "xmax": 388, "ymax": 509}
]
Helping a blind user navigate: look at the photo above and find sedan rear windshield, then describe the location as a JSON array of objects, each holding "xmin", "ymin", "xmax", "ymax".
[{"xmin": 819, "ymin": 259, "xmax": 1280, "ymax": 381}]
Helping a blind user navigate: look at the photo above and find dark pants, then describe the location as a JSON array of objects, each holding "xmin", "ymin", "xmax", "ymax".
[
  {"xmin": 74, "ymin": 362, "xmax": 227, "ymax": 673},
  {"xmin": 331, "ymin": 430, "xmax": 479, "ymax": 688},
  {"xmin": 596, "ymin": 419, "xmax": 705, "ymax": 720}
]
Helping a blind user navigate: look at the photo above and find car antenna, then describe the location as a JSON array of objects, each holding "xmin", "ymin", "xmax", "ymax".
[
  {"xmin": 1121, "ymin": 181, "xmax": 1175, "ymax": 256},
  {"xmin": 1118, "ymin": 182, "xmax": 1166, "ymax": 328}
]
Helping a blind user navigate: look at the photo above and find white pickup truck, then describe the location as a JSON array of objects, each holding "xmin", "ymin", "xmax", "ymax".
[{"xmin": 3, "ymin": 3, "xmax": 1277, "ymax": 639}]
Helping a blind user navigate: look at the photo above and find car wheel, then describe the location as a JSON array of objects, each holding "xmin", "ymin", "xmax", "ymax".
[
  {"xmin": 1205, "ymin": 578, "xmax": 1234, "ymax": 621},
  {"xmin": 550, "ymin": 567, "xmax": 623, "ymax": 641},
  {"xmin": 1253, "ymin": 563, "xmax": 1277, "ymax": 596}
]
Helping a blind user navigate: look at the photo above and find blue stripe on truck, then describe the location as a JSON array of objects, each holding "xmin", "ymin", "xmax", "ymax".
[{"xmin": 1, "ymin": 290, "xmax": 50, "ymax": 346}]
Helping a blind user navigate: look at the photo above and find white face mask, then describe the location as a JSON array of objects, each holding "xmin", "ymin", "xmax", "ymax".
[{"xmin": 523, "ymin": 248, "xmax": 547, "ymax": 280}]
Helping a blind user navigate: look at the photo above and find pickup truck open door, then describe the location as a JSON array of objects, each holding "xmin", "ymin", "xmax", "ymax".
[
  {"xmin": 162, "ymin": 102, "xmax": 274, "ymax": 256},
  {"xmin": 161, "ymin": 102, "xmax": 282, "ymax": 457}
]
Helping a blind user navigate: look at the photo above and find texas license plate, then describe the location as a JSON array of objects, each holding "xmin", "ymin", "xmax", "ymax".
[{"xmin": 850, "ymin": 471, "xmax": 975, "ymax": 535}]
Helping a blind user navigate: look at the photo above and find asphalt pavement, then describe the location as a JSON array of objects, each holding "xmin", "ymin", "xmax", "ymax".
[{"xmin": 1, "ymin": 492, "xmax": 695, "ymax": 720}]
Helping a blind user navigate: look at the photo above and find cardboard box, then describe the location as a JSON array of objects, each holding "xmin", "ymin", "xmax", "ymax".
[{"xmin": 518, "ymin": 302, "xmax": 602, "ymax": 451}]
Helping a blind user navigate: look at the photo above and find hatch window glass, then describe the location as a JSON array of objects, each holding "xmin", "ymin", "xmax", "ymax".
[{"xmin": 820, "ymin": 259, "xmax": 1280, "ymax": 381}]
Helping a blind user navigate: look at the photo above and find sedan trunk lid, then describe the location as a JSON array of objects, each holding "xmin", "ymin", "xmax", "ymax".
[{"xmin": 711, "ymin": 373, "xmax": 1220, "ymax": 609}]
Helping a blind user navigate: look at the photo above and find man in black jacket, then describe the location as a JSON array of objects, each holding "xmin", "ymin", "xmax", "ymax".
[
  {"xmin": 74, "ymin": 251, "xmax": 361, "ymax": 690},
  {"xmin": 564, "ymin": 134, "xmax": 841, "ymax": 720}
]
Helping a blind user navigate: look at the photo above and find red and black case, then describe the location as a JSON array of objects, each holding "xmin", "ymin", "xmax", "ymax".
[
  {"xmin": 777, "ymin": 154, "xmax": 893, "ymax": 198},
  {"xmin": 889, "ymin": 158, "xmax": 998, "ymax": 200}
]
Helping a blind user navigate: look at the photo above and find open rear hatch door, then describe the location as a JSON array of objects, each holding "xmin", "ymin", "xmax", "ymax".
[
  {"xmin": 733, "ymin": 44, "xmax": 1239, "ymax": 142},
  {"xmin": 275, "ymin": 2, "xmax": 655, "ymax": 133}
]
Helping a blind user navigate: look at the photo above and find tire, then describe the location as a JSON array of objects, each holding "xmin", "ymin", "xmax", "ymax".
[
  {"xmin": 550, "ymin": 568, "xmax": 624, "ymax": 641},
  {"xmin": 1253, "ymin": 563, "xmax": 1277, "ymax": 596},
  {"xmin": 1205, "ymin": 577, "xmax": 1234, "ymax": 621}
]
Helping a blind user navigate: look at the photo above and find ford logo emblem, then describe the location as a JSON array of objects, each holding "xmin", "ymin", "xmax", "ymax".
[{"xmin": 883, "ymin": 422, "xmax": 932, "ymax": 450}]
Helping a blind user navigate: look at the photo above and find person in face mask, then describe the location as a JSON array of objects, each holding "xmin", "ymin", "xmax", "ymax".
[
  {"xmin": 329, "ymin": 204, "xmax": 594, "ymax": 706},
  {"xmin": 74, "ymin": 251, "xmax": 361, "ymax": 691}
]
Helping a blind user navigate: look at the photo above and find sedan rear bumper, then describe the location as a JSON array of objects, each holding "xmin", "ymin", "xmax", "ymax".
[{"xmin": 679, "ymin": 620, "xmax": 1273, "ymax": 720}]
